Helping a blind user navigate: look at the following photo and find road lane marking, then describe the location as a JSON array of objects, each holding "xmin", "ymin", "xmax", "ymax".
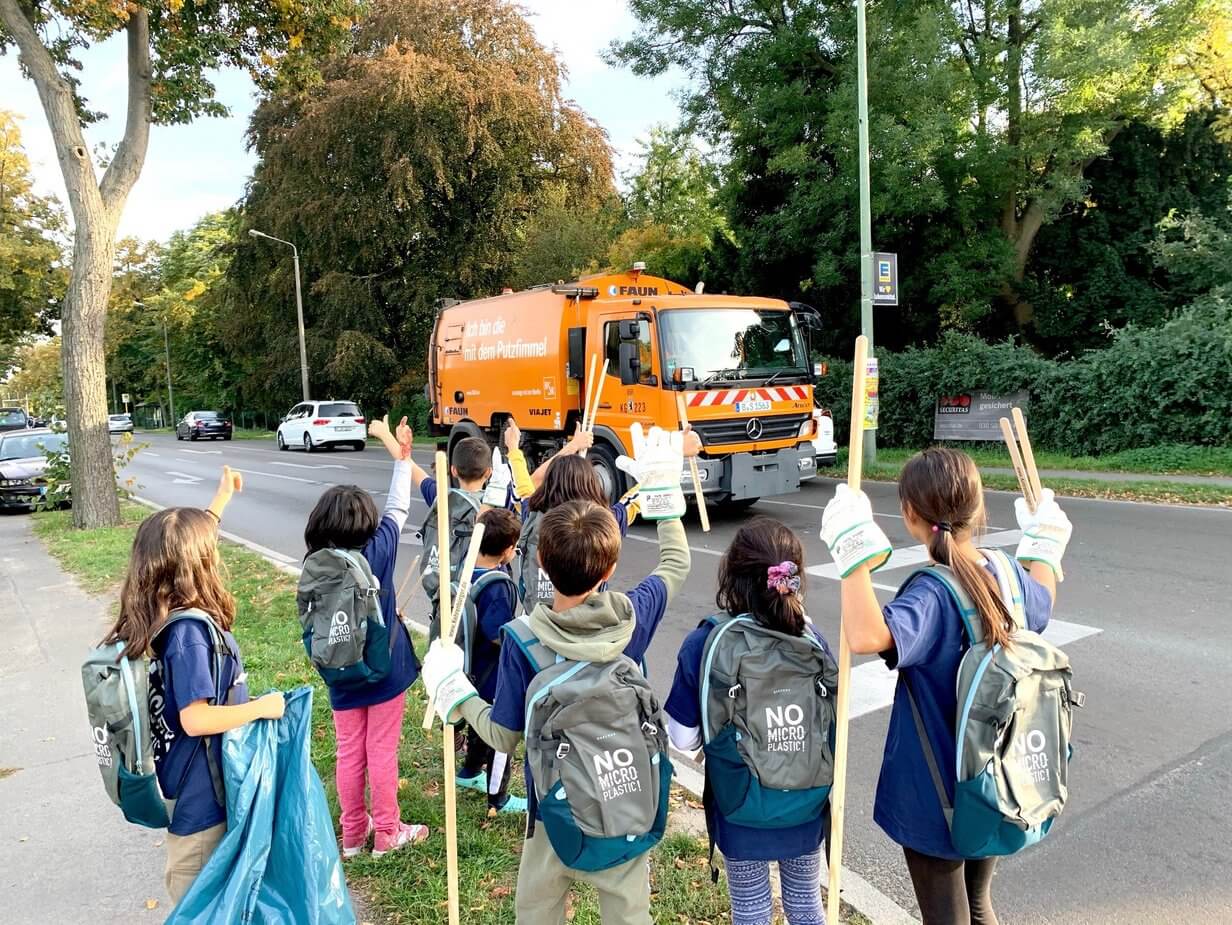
[
  {"xmin": 165, "ymin": 470, "xmax": 203, "ymax": 485},
  {"xmin": 230, "ymin": 467, "xmax": 328, "ymax": 485},
  {"xmin": 179, "ymin": 448, "xmax": 222, "ymax": 455},
  {"xmin": 144, "ymin": 452, "xmax": 161, "ymax": 457},
  {"xmin": 271, "ymin": 461, "xmax": 349, "ymax": 471},
  {"xmin": 806, "ymin": 529, "xmax": 1023, "ymax": 580},
  {"xmin": 623, "ymin": 532, "xmax": 724, "ymax": 556}
]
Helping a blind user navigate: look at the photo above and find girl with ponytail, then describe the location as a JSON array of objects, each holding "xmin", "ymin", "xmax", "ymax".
[
  {"xmin": 665, "ymin": 517, "xmax": 835, "ymax": 925},
  {"xmin": 820, "ymin": 447, "xmax": 1071, "ymax": 925}
]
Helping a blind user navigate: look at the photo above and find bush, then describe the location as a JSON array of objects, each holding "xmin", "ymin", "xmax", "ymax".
[{"xmin": 813, "ymin": 294, "xmax": 1232, "ymax": 454}]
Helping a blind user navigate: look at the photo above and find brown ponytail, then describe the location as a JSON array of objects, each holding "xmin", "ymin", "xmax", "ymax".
[
  {"xmin": 899, "ymin": 448, "xmax": 1014, "ymax": 648},
  {"xmin": 716, "ymin": 516, "xmax": 807, "ymax": 636}
]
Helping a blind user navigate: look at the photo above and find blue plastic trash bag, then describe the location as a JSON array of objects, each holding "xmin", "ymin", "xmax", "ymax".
[{"xmin": 167, "ymin": 686, "xmax": 356, "ymax": 925}]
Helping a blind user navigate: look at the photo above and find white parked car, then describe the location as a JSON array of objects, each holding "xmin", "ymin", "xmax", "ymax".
[
  {"xmin": 276, "ymin": 400, "xmax": 367, "ymax": 452},
  {"xmin": 811, "ymin": 408, "xmax": 837, "ymax": 467},
  {"xmin": 108, "ymin": 413, "xmax": 134, "ymax": 434}
]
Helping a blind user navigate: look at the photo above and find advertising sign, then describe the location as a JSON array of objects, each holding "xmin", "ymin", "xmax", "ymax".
[
  {"xmin": 863, "ymin": 357, "xmax": 879, "ymax": 431},
  {"xmin": 933, "ymin": 390, "xmax": 1029, "ymax": 441},
  {"xmin": 872, "ymin": 252, "xmax": 898, "ymax": 305}
]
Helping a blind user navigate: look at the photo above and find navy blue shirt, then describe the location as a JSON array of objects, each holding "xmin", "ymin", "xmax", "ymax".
[
  {"xmin": 327, "ymin": 513, "xmax": 419, "ymax": 711},
  {"xmin": 150, "ymin": 617, "xmax": 249, "ymax": 836},
  {"xmin": 488, "ymin": 574, "xmax": 670, "ymax": 821},
  {"xmin": 665, "ymin": 619, "xmax": 833, "ymax": 861},
  {"xmin": 874, "ymin": 560, "xmax": 1053, "ymax": 859},
  {"xmin": 468, "ymin": 566, "xmax": 517, "ymax": 701}
]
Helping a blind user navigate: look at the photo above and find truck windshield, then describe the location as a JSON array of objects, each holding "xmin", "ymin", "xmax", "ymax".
[{"xmin": 659, "ymin": 309, "xmax": 808, "ymax": 384}]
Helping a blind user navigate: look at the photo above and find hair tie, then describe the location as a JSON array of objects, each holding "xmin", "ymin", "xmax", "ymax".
[
  {"xmin": 932, "ymin": 522, "xmax": 952, "ymax": 534},
  {"xmin": 767, "ymin": 561, "xmax": 801, "ymax": 596}
]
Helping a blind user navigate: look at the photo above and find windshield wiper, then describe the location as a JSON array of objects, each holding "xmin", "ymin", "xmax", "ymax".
[
  {"xmin": 761, "ymin": 367, "xmax": 808, "ymax": 387},
  {"xmin": 700, "ymin": 368, "xmax": 740, "ymax": 386}
]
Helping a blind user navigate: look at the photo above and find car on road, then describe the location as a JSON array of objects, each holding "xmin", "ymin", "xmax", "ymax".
[
  {"xmin": 0, "ymin": 428, "xmax": 69, "ymax": 511},
  {"xmin": 0, "ymin": 407, "xmax": 32, "ymax": 432},
  {"xmin": 811, "ymin": 407, "xmax": 837, "ymax": 467},
  {"xmin": 108, "ymin": 413, "xmax": 134, "ymax": 434},
  {"xmin": 176, "ymin": 410, "xmax": 233, "ymax": 441},
  {"xmin": 276, "ymin": 400, "xmax": 366, "ymax": 452}
]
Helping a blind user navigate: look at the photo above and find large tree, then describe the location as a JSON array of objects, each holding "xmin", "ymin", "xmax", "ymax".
[
  {"xmin": 0, "ymin": 1, "xmax": 349, "ymax": 527},
  {"xmin": 226, "ymin": 0, "xmax": 614, "ymax": 413}
]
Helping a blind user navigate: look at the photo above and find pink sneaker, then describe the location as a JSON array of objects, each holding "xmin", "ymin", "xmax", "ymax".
[
  {"xmin": 373, "ymin": 822, "xmax": 429, "ymax": 858},
  {"xmin": 342, "ymin": 816, "xmax": 374, "ymax": 859}
]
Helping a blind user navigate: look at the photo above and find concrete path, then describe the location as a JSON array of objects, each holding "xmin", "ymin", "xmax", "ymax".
[{"xmin": 981, "ymin": 465, "xmax": 1232, "ymax": 487}]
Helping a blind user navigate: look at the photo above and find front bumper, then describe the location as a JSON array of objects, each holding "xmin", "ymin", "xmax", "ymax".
[
  {"xmin": 0, "ymin": 485, "xmax": 45, "ymax": 508},
  {"xmin": 680, "ymin": 443, "xmax": 816, "ymax": 500}
]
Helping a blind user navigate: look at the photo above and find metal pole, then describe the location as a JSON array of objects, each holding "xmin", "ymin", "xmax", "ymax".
[
  {"xmin": 856, "ymin": 0, "xmax": 876, "ymax": 464},
  {"xmin": 163, "ymin": 318, "xmax": 175, "ymax": 425},
  {"xmin": 292, "ymin": 248, "xmax": 310, "ymax": 401}
]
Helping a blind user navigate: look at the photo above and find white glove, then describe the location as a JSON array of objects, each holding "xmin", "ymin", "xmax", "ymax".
[
  {"xmin": 1015, "ymin": 488, "xmax": 1071, "ymax": 581},
  {"xmin": 481, "ymin": 447, "xmax": 512, "ymax": 507},
  {"xmin": 820, "ymin": 484, "xmax": 892, "ymax": 578},
  {"xmin": 616, "ymin": 423, "xmax": 685, "ymax": 520},
  {"xmin": 420, "ymin": 640, "xmax": 476, "ymax": 724}
]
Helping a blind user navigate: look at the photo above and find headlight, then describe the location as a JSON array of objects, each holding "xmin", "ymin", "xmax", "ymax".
[{"xmin": 798, "ymin": 417, "xmax": 816, "ymax": 439}]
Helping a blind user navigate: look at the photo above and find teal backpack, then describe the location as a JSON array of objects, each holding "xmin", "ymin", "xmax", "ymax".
[
  {"xmin": 902, "ymin": 549, "xmax": 1083, "ymax": 858},
  {"xmin": 455, "ymin": 569, "xmax": 518, "ymax": 689},
  {"xmin": 80, "ymin": 609, "xmax": 229, "ymax": 829},
  {"xmin": 699, "ymin": 613, "xmax": 837, "ymax": 833},
  {"xmin": 503, "ymin": 617, "xmax": 672, "ymax": 872}
]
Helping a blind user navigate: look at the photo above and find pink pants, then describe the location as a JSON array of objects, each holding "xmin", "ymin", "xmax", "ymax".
[{"xmin": 332, "ymin": 691, "xmax": 406, "ymax": 843}]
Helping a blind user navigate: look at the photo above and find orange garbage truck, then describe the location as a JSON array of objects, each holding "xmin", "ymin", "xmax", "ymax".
[{"xmin": 427, "ymin": 265, "xmax": 820, "ymax": 506}]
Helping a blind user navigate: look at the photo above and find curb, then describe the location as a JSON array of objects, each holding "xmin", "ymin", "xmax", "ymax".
[{"xmin": 132, "ymin": 494, "xmax": 917, "ymax": 923}]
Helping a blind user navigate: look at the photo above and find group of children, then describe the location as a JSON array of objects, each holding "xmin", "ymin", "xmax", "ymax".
[{"xmin": 102, "ymin": 406, "xmax": 1073, "ymax": 925}]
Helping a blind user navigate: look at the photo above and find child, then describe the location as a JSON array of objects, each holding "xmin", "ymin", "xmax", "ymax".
[
  {"xmin": 421, "ymin": 430, "xmax": 691, "ymax": 922},
  {"xmin": 453, "ymin": 507, "xmax": 527, "ymax": 815},
  {"xmin": 303, "ymin": 415, "xmax": 429, "ymax": 858},
  {"xmin": 665, "ymin": 517, "xmax": 836, "ymax": 925},
  {"xmin": 103, "ymin": 466, "xmax": 285, "ymax": 903},
  {"xmin": 820, "ymin": 448, "xmax": 1072, "ymax": 925}
]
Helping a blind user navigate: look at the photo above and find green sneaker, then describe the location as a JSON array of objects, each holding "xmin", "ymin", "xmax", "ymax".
[
  {"xmin": 488, "ymin": 794, "xmax": 527, "ymax": 816},
  {"xmin": 456, "ymin": 771, "xmax": 488, "ymax": 793}
]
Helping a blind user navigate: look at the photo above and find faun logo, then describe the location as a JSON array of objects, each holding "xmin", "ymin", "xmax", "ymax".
[
  {"xmin": 594, "ymin": 748, "xmax": 643, "ymax": 802},
  {"xmin": 92, "ymin": 725, "xmax": 113, "ymax": 767},
  {"xmin": 328, "ymin": 610, "xmax": 353, "ymax": 646},
  {"xmin": 765, "ymin": 703, "xmax": 807, "ymax": 752},
  {"xmin": 1012, "ymin": 728, "xmax": 1051, "ymax": 783}
]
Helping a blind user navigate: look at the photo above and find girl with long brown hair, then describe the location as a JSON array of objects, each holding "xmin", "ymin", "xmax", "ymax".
[
  {"xmin": 820, "ymin": 447, "xmax": 1072, "ymax": 924},
  {"xmin": 104, "ymin": 467, "xmax": 284, "ymax": 903}
]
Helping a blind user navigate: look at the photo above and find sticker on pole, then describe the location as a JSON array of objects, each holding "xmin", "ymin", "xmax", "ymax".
[{"xmin": 862, "ymin": 357, "xmax": 879, "ymax": 431}]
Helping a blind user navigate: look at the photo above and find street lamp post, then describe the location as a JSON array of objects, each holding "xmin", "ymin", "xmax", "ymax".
[
  {"xmin": 136, "ymin": 300, "xmax": 175, "ymax": 427},
  {"xmin": 249, "ymin": 229, "xmax": 310, "ymax": 402}
]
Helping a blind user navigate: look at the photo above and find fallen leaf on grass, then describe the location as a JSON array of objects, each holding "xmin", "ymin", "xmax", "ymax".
[
  {"xmin": 145, "ymin": 898, "xmax": 159, "ymax": 910},
  {"xmin": 398, "ymin": 777, "xmax": 410, "ymax": 790},
  {"xmin": 491, "ymin": 886, "xmax": 511, "ymax": 899},
  {"xmin": 674, "ymin": 857, "xmax": 687, "ymax": 869}
]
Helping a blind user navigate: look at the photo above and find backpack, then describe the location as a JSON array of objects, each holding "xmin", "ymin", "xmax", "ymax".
[
  {"xmin": 297, "ymin": 548, "xmax": 392, "ymax": 689},
  {"xmin": 515, "ymin": 510, "xmax": 556, "ymax": 614},
  {"xmin": 504, "ymin": 617, "xmax": 672, "ymax": 872},
  {"xmin": 455, "ymin": 569, "xmax": 518, "ymax": 691},
  {"xmin": 418, "ymin": 488, "xmax": 481, "ymax": 637},
  {"xmin": 901, "ymin": 548, "xmax": 1084, "ymax": 858},
  {"xmin": 81, "ymin": 609, "xmax": 230, "ymax": 829},
  {"xmin": 699, "ymin": 613, "xmax": 838, "ymax": 831}
]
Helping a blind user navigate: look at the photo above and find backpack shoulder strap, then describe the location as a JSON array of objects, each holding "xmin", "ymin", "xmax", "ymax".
[
  {"xmin": 698, "ymin": 612, "xmax": 753, "ymax": 744},
  {"xmin": 900, "ymin": 566, "xmax": 984, "ymax": 646},
  {"xmin": 449, "ymin": 487, "xmax": 481, "ymax": 513},
  {"xmin": 500, "ymin": 615, "xmax": 554, "ymax": 673},
  {"xmin": 335, "ymin": 549, "xmax": 377, "ymax": 591},
  {"xmin": 983, "ymin": 549, "xmax": 1026, "ymax": 630},
  {"xmin": 470, "ymin": 569, "xmax": 517, "ymax": 602}
]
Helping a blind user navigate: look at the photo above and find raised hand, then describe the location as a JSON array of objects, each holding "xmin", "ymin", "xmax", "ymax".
[
  {"xmin": 504, "ymin": 418, "xmax": 521, "ymax": 454},
  {"xmin": 616, "ymin": 424, "xmax": 686, "ymax": 520},
  {"xmin": 820, "ymin": 483, "xmax": 892, "ymax": 578},
  {"xmin": 481, "ymin": 446, "xmax": 512, "ymax": 506},
  {"xmin": 396, "ymin": 416, "xmax": 412, "ymax": 459}
]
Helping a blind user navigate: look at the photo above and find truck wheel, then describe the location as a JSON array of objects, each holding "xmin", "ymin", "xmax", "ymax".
[
  {"xmin": 588, "ymin": 443, "xmax": 623, "ymax": 506},
  {"xmin": 448, "ymin": 421, "xmax": 487, "ymax": 460}
]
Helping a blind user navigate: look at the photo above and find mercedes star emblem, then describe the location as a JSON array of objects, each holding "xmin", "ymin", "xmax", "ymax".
[{"xmin": 746, "ymin": 418, "xmax": 764, "ymax": 440}]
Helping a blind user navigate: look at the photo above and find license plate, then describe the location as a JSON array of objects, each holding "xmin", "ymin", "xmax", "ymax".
[
  {"xmin": 334, "ymin": 426, "xmax": 351, "ymax": 431},
  {"xmin": 734, "ymin": 399, "xmax": 771, "ymax": 413}
]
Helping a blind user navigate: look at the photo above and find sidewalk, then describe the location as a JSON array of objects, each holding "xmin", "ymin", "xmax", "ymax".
[
  {"xmin": 0, "ymin": 513, "xmax": 167, "ymax": 922},
  {"xmin": 981, "ymin": 466, "xmax": 1232, "ymax": 487}
]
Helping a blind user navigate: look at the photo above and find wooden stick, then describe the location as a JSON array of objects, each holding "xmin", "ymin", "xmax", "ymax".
[
  {"xmin": 421, "ymin": 524, "xmax": 487, "ymax": 731},
  {"xmin": 674, "ymin": 392, "xmax": 711, "ymax": 532},
  {"xmin": 586, "ymin": 359, "xmax": 609, "ymax": 433},
  {"xmin": 999, "ymin": 417, "xmax": 1035, "ymax": 510},
  {"xmin": 826, "ymin": 334, "xmax": 869, "ymax": 925},
  {"xmin": 1011, "ymin": 407, "xmax": 1043, "ymax": 506},
  {"xmin": 396, "ymin": 554, "xmax": 422, "ymax": 606},
  {"xmin": 581, "ymin": 353, "xmax": 599, "ymax": 432}
]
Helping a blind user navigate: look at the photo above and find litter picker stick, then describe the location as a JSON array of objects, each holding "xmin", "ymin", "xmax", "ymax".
[
  {"xmin": 396, "ymin": 555, "xmax": 422, "ymax": 606},
  {"xmin": 421, "ymin": 524, "xmax": 487, "ymax": 732},
  {"xmin": 826, "ymin": 334, "xmax": 869, "ymax": 925},
  {"xmin": 581, "ymin": 353, "xmax": 599, "ymax": 433},
  {"xmin": 674, "ymin": 392, "xmax": 711, "ymax": 533},
  {"xmin": 1011, "ymin": 407, "xmax": 1043, "ymax": 506},
  {"xmin": 999, "ymin": 417, "xmax": 1036, "ymax": 511}
]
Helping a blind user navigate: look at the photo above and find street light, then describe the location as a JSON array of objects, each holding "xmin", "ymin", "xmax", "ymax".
[
  {"xmin": 249, "ymin": 228, "xmax": 310, "ymax": 402},
  {"xmin": 136, "ymin": 300, "xmax": 175, "ymax": 427}
]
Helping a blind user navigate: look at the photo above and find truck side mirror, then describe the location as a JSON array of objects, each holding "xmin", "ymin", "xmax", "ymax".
[{"xmin": 619, "ymin": 342, "xmax": 640, "ymax": 386}]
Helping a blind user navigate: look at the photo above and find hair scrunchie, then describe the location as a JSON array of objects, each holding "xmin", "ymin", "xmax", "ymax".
[{"xmin": 767, "ymin": 561, "xmax": 801, "ymax": 595}]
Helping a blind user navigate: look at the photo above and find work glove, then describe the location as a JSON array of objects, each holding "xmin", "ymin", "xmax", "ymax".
[
  {"xmin": 820, "ymin": 484, "xmax": 893, "ymax": 578},
  {"xmin": 421, "ymin": 639, "xmax": 477, "ymax": 724},
  {"xmin": 616, "ymin": 423, "xmax": 685, "ymax": 520},
  {"xmin": 1014, "ymin": 488, "xmax": 1072, "ymax": 581},
  {"xmin": 481, "ymin": 446, "xmax": 512, "ymax": 507}
]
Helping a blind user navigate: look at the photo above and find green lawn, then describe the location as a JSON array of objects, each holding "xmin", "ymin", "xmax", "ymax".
[{"xmin": 31, "ymin": 506, "xmax": 870, "ymax": 924}]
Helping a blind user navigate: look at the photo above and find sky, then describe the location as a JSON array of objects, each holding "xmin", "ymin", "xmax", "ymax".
[{"xmin": 2, "ymin": 0, "xmax": 685, "ymax": 243}]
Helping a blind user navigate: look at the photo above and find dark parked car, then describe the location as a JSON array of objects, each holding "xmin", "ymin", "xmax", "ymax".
[
  {"xmin": 0, "ymin": 407, "xmax": 31, "ymax": 432},
  {"xmin": 177, "ymin": 411, "xmax": 233, "ymax": 441},
  {"xmin": 0, "ymin": 428, "xmax": 69, "ymax": 511}
]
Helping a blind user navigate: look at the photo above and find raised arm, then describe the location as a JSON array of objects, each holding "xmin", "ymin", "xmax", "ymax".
[
  {"xmin": 651, "ymin": 518, "xmax": 691, "ymax": 602},
  {"xmin": 206, "ymin": 466, "xmax": 242, "ymax": 521}
]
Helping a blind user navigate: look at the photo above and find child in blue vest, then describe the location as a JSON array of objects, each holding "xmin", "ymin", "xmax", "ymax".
[
  {"xmin": 665, "ymin": 516, "xmax": 834, "ymax": 925},
  {"xmin": 103, "ymin": 467, "xmax": 285, "ymax": 903},
  {"xmin": 820, "ymin": 448, "xmax": 1072, "ymax": 924},
  {"xmin": 303, "ymin": 415, "xmax": 428, "ymax": 858},
  {"xmin": 454, "ymin": 507, "xmax": 527, "ymax": 815}
]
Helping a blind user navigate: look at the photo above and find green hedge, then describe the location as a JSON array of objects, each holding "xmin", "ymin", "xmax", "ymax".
[{"xmin": 813, "ymin": 294, "xmax": 1232, "ymax": 454}]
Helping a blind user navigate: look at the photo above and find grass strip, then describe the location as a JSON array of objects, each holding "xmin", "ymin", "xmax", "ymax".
[{"xmin": 850, "ymin": 444, "xmax": 1232, "ymax": 478}]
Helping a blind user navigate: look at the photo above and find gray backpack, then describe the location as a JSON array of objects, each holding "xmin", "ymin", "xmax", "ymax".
[
  {"xmin": 515, "ymin": 511, "xmax": 556, "ymax": 613},
  {"xmin": 903, "ymin": 549, "xmax": 1083, "ymax": 858},
  {"xmin": 699, "ymin": 613, "xmax": 837, "ymax": 831},
  {"xmin": 80, "ymin": 609, "xmax": 229, "ymax": 829},
  {"xmin": 418, "ymin": 488, "xmax": 480, "ymax": 637},
  {"xmin": 456, "ymin": 569, "xmax": 518, "ymax": 690},
  {"xmin": 297, "ymin": 548, "xmax": 392, "ymax": 689},
  {"xmin": 504, "ymin": 616, "xmax": 672, "ymax": 872}
]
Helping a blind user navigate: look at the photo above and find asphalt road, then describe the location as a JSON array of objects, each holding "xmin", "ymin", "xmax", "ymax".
[{"xmin": 122, "ymin": 431, "xmax": 1232, "ymax": 923}]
